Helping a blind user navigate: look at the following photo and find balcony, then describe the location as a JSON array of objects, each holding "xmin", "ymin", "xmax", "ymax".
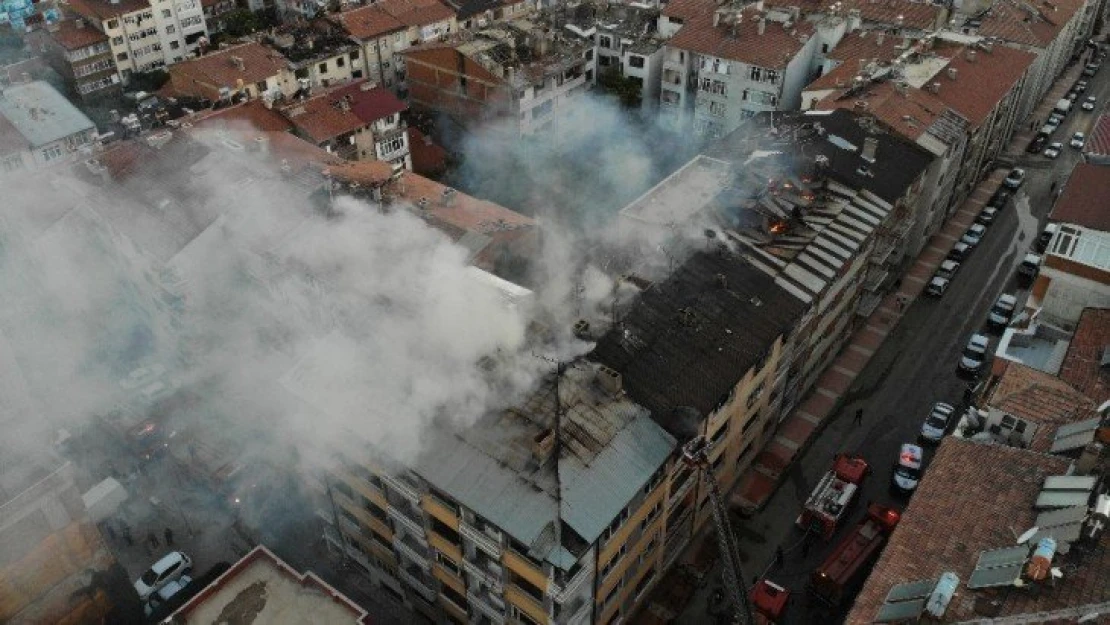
[
  {"xmin": 505, "ymin": 583, "xmax": 549, "ymax": 625},
  {"xmin": 381, "ymin": 472, "xmax": 421, "ymax": 504},
  {"xmin": 667, "ymin": 471, "xmax": 696, "ymax": 509},
  {"xmin": 428, "ymin": 530, "xmax": 463, "ymax": 563},
  {"xmin": 469, "ymin": 587, "xmax": 507, "ymax": 623},
  {"xmin": 460, "ymin": 520, "xmax": 502, "ymax": 556},
  {"xmin": 504, "ymin": 549, "xmax": 549, "ymax": 596},
  {"xmin": 463, "ymin": 556, "xmax": 503, "ymax": 590},
  {"xmin": 387, "ymin": 502, "xmax": 425, "ymax": 536},
  {"xmin": 422, "ymin": 493, "xmax": 460, "ymax": 530},
  {"xmin": 550, "ymin": 558, "xmax": 592, "ymax": 603},
  {"xmin": 399, "ymin": 566, "xmax": 437, "ymax": 604},
  {"xmin": 394, "ymin": 532, "xmax": 430, "ymax": 566}
]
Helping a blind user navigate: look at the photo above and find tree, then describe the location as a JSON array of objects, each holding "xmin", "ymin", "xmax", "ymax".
[
  {"xmin": 597, "ymin": 67, "xmax": 643, "ymax": 110},
  {"xmin": 129, "ymin": 69, "xmax": 170, "ymax": 92},
  {"xmin": 223, "ymin": 8, "xmax": 261, "ymax": 37}
]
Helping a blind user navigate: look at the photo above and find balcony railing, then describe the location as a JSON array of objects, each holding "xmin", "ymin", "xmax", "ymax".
[
  {"xmin": 550, "ymin": 558, "xmax": 592, "ymax": 603},
  {"xmin": 460, "ymin": 520, "xmax": 502, "ymax": 556},
  {"xmin": 667, "ymin": 472, "xmax": 696, "ymax": 509},
  {"xmin": 463, "ymin": 557, "xmax": 503, "ymax": 590},
  {"xmin": 399, "ymin": 567, "xmax": 437, "ymax": 604},
  {"xmin": 381, "ymin": 473, "xmax": 421, "ymax": 503},
  {"xmin": 387, "ymin": 505, "xmax": 425, "ymax": 538},
  {"xmin": 469, "ymin": 587, "xmax": 507, "ymax": 623},
  {"xmin": 394, "ymin": 533, "xmax": 430, "ymax": 566}
]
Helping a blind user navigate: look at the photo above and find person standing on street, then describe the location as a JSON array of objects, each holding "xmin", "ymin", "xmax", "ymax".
[
  {"xmin": 164, "ymin": 527, "xmax": 174, "ymax": 547},
  {"xmin": 853, "ymin": 408, "xmax": 864, "ymax": 426}
]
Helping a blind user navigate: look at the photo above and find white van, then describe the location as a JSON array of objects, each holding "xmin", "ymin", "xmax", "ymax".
[{"xmin": 1054, "ymin": 98, "xmax": 1073, "ymax": 115}]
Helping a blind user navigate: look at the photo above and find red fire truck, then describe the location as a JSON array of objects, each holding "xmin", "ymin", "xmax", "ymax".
[
  {"xmin": 810, "ymin": 503, "xmax": 901, "ymax": 606},
  {"xmin": 797, "ymin": 453, "xmax": 870, "ymax": 539},
  {"xmin": 750, "ymin": 579, "xmax": 791, "ymax": 624}
]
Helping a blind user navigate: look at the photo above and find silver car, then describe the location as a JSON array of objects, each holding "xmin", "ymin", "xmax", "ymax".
[
  {"xmin": 959, "ymin": 333, "xmax": 990, "ymax": 375},
  {"xmin": 920, "ymin": 402, "xmax": 955, "ymax": 442}
]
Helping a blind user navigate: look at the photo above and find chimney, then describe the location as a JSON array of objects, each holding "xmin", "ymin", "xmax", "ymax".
[
  {"xmin": 947, "ymin": 67, "xmax": 958, "ymax": 80},
  {"xmin": 862, "ymin": 136, "xmax": 878, "ymax": 162},
  {"xmin": 254, "ymin": 135, "xmax": 269, "ymax": 155},
  {"xmin": 966, "ymin": 49, "xmax": 977, "ymax": 62},
  {"xmin": 714, "ymin": 10, "xmax": 722, "ymax": 27},
  {"xmin": 597, "ymin": 365, "xmax": 622, "ymax": 395},
  {"xmin": 928, "ymin": 81, "xmax": 940, "ymax": 93},
  {"xmin": 876, "ymin": 31, "xmax": 885, "ymax": 45},
  {"xmin": 853, "ymin": 99, "xmax": 868, "ymax": 111},
  {"xmin": 532, "ymin": 428, "xmax": 556, "ymax": 465},
  {"xmin": 758, "ymin": 18, "xmax": 766, "ymax": 35},
  {"xmin": 75, "ymin": 18, "xmax": 85, "ymax": 28},
  {"xmin": 230, "ymin": 56, "xmax": 245, "ymax": 71}
]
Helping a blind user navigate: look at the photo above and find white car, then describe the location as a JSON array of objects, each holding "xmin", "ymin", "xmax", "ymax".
[
  {"xmin": 1043, "ymin": 142, "xmax": 1063, "ymax": 158},
  {"xmin": 1070, "ymin": 132, "xmax": 1086, "ymax": 149},
  {"xmin": 959, "ymin": 333, "xmax": 990, "ymax": 375},
  {"xmin": 134, "ymin": 551, "xmax": 193, "ymax": 601},
  {"xmin": 961, "ymin": 223, "xmax": 987, "ymax": 247},
  {"xmin": 920, "ymin": 402, "xmax": 956, "ymax": 443},
  {"xmin": 988, "ymin": 293, "xmax": 1018, "ymax": 329},
  {"xmin": 1082, "ymin": 96, "xmax": 1097, "ymax": 111},
  {"xmin": 1002, "ymin": 168, "xmax": 1025, "ymax": 189},
  {"xmin": 926, "ymin": 275, "xmax": 950, "ymax": 297}
]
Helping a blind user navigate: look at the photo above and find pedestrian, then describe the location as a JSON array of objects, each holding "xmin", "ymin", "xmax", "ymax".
[
  {"xmin": 121, "ymin": 524, "xmax": 133, "ymax": 546},
  {"xmin": 148, "ymin": 531, "xmax": 159, "ymax": 550},
  {"xmin": 1051, "ymin": 180, "xmax": 1058, "ymax": 192},
  {"xmin": 853, "ymin": 408, "xmax": 863, "ymax": 426},
  {"xmin": 164, "ymin": 527, "xmax": 174, "ymax": 547}
]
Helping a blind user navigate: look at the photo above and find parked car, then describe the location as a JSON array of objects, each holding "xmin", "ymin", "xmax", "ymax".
[
  {"xmin": 1071, "ymin": 132, "xmax": 1086, "ymax": 149},
  {"xmin": 987, "ymin": 293, "xmax": 1018, "ymax": 330},
  {"xmin": 1036, "ymin": 223, "xmax": 1058, "ymax": 253},
  {"xmin": 920, "ymin": 402, "xmax": 956, "ymax": 443},
  {"xmin": 1043, "ymin": 142, "xmax": 1063, "ymax": 159},
  {"xmin": 961, "ymin": 223, "xmax": 987, "ymax": 246},
  {"xmin": 1082, "ymin": 96, "xmax": 1097, "ymax": 111},
  {"xmin": 1017, "ymin": 253, "xmax": 1041, "ymax": 285},
  {"xmin": 1002, "ymin": 168, "xmax": 1025, "ymax": 189},
  {"xmin": 1042, "ymin": 119, "xmax": 1061, "ymax": 136},
  {"xmin": 958, "ymin": 333, "xmax": 990, "ymax": 376},
  {"xmin": 925, "ymin": 275, "xmax": 950, "ymax": 297},
  {"xmin": 1083, "ymin": 62, "xmax": 1099, "ymax": 77},
  {"xmin": 976, "ymin": 207, "xmax": 998, "ymax": 225},
  {"xmin": 988, "ymin": 189, "xmax": 1012, "ymax": 208},
  {"xmin": 947, "ymin": 241, "xmax": 971, "ymax": 262},
  {"xmin": 890, "ymin": 444, "xmax": 924, "ymax": 495},
  {"xmin": 1066, "ymin": 90, "xmax": 1080, "ymax": 102},
  {"xmin": 1048, "ymin": 112, "xmax": 1065, "ymax": 125},
  {"xmin": 134, "ymin": 551, "xmax": 193, "ymax": 601},
  {"xmin": 1027, "ymin": 135, "xmax": 1048, "ymax": 152},
  {"xmin": 145, "ymin": 575, "xmax": 192, "ymax": 618},
  {"xmin": 1075, "ymin": 80, "xmax": 1088, "ymax": 92}
]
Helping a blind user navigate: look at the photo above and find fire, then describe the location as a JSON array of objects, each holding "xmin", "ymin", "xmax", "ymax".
[{"xmin": 770, "ymin": 222, "xmax": 788, "ymax": 234}]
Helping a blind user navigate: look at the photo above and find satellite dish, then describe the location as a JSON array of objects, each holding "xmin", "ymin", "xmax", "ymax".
[
  {"xmin": 1050, "ymin": 567, "xmax": 1064, "ymax": 579},
  {"xmin": 1017, "ymin": 526, "xmax": 1039, "ymax": 544}
]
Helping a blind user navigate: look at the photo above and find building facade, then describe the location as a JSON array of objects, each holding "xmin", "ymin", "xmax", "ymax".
[
  {"xmin": 33, "ymin": 18, "xmax": 122, "ymax": 101},
  {"xmin": 0, "ymin": 80, "xmax": 98, "ymax": 171}
]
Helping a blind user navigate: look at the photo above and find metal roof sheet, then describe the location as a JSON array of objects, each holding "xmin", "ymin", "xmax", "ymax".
[
  {"xmin": 884, "ymin": 578, "xmax": 937, "ymax": 602},
  {"xmin": 1035, "ymin": 490, "xmax": 1092, "ymax": 509},
  {"xmin": 1035, "ymin": 505, "xmax": 1089, "ymax": 528},
  {"xmin": 1043, "ymin": 475, "xmax": 1098, "ymax": 491},
  {"xmin": 1053, "ymin": 416, "xmax": 1101, "ymax": 440},
  {"xmin": 967, "ymin": 562, "xmax": 1024, "ymax": 589},
  {"xmin": 875, "ymin": 598, "xmax": 927, "ymax": 622},
  {"xmin": 975, "ymin": 545, "xmax": 1029, "ymax": 569},
  {"xmin": 0, "ymin": 81, "xmax": 96, "ymax": 148}
]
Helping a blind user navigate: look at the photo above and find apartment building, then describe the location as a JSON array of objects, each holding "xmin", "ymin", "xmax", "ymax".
[
  {"xmin": 330, "ymin": 0, "xmax": 457, "ymax": 97},
  {"xmin": 66, "ymin": 0, "xmax": 208, "ymax": 81},
  {"xmin": 33, "ymin": 18, "xmax": 122, "ymax": 101},
  {"xmin": 279, "ymin": 79, "xmax": 412, "ymax": 167},
  {"xmin": 267, "ymin": 20, "xmax": 365, "ymax": 88},
  {"xmin": 167, "ymin": 41, "xmax": 294, "ymax": 101},
  {"xmin": 199, "ymin": 0, "xmax": 234, "ymax": 33},
  {"xmin": 403, "ymin": 21, "xmax": 591, "ymax": 136},
  {"xmin": 660, "ymin": 4, "xmax": 818, "ymax": 137},
  {"xmin": 558, "ymin": 2, "xmax": 665, "ymax": 114},
  {"xmin": 958, "ymin": 0, "xmax": 1093, "ymax": 120},
  {"xmin": 0, "ymin": 80, "xmax": 98, "ymax": 172},
  {"xmin": 619, "ymin": 109, "xmax": 931, "ymax": 417},
  {"xmin": 444, "ymin": 0, "xmax": 535, "ymax": 31}
]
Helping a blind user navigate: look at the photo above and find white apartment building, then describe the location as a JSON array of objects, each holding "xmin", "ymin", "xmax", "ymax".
[
  {"xmin": 68, "ymin": 0, "xmax": 208, "ymax": 80},
  {"xmin": 660, "ymin": 6, "xmax": 818, "ymax": 138}
]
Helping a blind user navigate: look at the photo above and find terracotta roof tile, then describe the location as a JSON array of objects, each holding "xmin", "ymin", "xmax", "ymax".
[
  {"xmin": 324, "ymin": 159, "xmax": 395, "ymax": 185},
  {"xmin": 169, "ymin": 42, "xmax": 289, "ymax": 95},
  {"xmin": 333, "ymin": 5, "xmax": 406, "ymax": 40},
  {"xmin": 186, "ymin": 100, "xmax": 295, "ymax": 133},
  {"xmin": 669, "ymin": 9, "xmax": 815, "ymax": 69},
  {"xmin": 1050, "ymin": 164, "xmax": 1110, "ymax": 232},
  {"xmin": 1059, "ymin": 308, "xmax": 1110, "ymax": 401},
  {"xmin": 661, "ymin": 0, "xmax": 718, "ymax": 20},
  {"xmin": 1088, "ymin": 113, "xmax": 1110, "ymax": 158},
  {"xmin": 820, "ymin": 81, "xmax": 949, "ymax": 142},
  {"xmin": 325, "ymin": 81, "xmax": 408, "ymax": 124},
  {"xmin": 987, "ymin": 361, "xmax": 1098, "ymax": 452},
  {"xmin": 278, "ymin": 86, "xmax": 390, "ymax": 144},
  {"xmin": 805, "ymin": 31, "xmax": 903, "ymax": 92},
  {"xmin": 976, "ymin": 0, "xmax": 1086, "ymax": 48},
  {"xmin": 846, "ymin": 438, "xmax": 1110, "ymax": 625},
  {"xmin": 836, "ymin": 0, "xmax": 941, "ymax": 30},
  {"xmin": 928, "ymin": 42, "xmax": 1034, "ymax": 129},
  {"xmin": 48, "ymin": 19, "xmax": 109, "ymax": 50},
  {"xmin": 66, "ymin": 0, "xmax": 151, "ymax": 20}
]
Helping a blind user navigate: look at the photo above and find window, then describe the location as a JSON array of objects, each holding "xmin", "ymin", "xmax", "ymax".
[
  {"xmin": 337, "ymin": 56, "xmax": 345, "ymax": 67},
  {"xmin": 601, "ymin": 507, "xmax": 630, "ymax": 543},
  {"xmin": 640, "ymin": 533, "xmax": 659, "ymax": 562},
  {"xmin": 256, "ymin": 79, "xmax": 267, "ymax": 92},
  {"xmin": 511, "ymin": 606, "xmax": 541, "ymax": 625},
  {"xmin": 107, "ymin": 19, "xmax": 119, "ymax": 28},
  {"xmin": 435, "ymin": 551, "xmax": 461, "ymax": 575},
  {"xmin": 749, "ymin": 66, "xmax": 763, "ymax": 81},
  {"xmin": 166, "ymin": 24, "xmax": 175, "ymax": 33},
  {"xmin": 162, "ymin": 8, "xmax": 171, "ymax": 17},
  {"xmin": 319, "ymin": 62, "xmax": 328, "ymax": 74},
  {"xmin": 441, "ymin": 584, "xmax": 466, "ymax": 610},
  {"xmin": 711, "ymin": 79, "xmax": 726, "ymax": 95},
  {"xmin": 639, "ymin": 500, "xmax": 663, "ymax": 531},
  {"xmin": 633, "ymin": 566, "xmax": 657, "ymax": 600},
  {"xmin": 599, "ymin": 543, "xmax": 627, "ymax": 579},
  {"xmin": 350, "ymin": 49, "xmax": 359, "ymax": 59},
  {"xmin": 599, "ymin": 35, "xmax": 612, "ymax": 48},
  {"xmin": 709, "ymin": 100, "xmax": 726, "ymax": 116},
  {"xmin": 766, "ymin": 69, "xmax": 779, "ymax": 84},
  {"xmin": 510, "ymin": 571, "xmax": 545, "ymax": 602},
  {"xmin": 377, "ymin": 136, "xmax": 404, "ymax": 157},
  {"xmin": 746, "ymin": 380, "xmax": 765, "ymax": 408},
  {"xmin": 585, "ymin": 49, "xmax": 593, "ymax": 60},
  {"xmin": 628, "ymin": 54, "xmax": 644, "ymax": 68},
  {"xmin": 598, "ymin": 54, "xmax": 612, "ymax": 67},
  {"xmin": 117, "ymin": 52, "xmax": 129, "ymax": 61},
  {"xmin": 643, "ymin": 467, "xmax": 665, "ymax": 495},
  {"xmin": 112, "ymin": 36, "xmax": 124, "ymax": 45}
]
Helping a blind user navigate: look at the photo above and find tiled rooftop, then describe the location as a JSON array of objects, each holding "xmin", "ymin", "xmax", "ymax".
[
  {"xmin": 1087, "ymin": 113, "xmax": 1110, "ymax": 158},
  {"xmin": 324, "ymin": 81, "xmax": 407, "ymax": 124},
  {"xmin": 66, "ymin": 0, "xmax": 150, "ymax": 20},
  {"xmin": 974, "ymin": 0, "xmax": 1087, "ymax": 48},
  {"xmin": 1058, "ymin": 307, "xmax": 1110, "ymax": 401},
  {"xmin": 805, "ymin": 31, "xmax": 904, "ymax": 92},
  {"xmin": 169, "ymin": 42, "xmax": 290, "ymax": 94},
  {"xmin": 185, "ymin": 99, "xmax": 295, "ymax": 133},
  {"xmin": 847, "ymin": 437, "xmax": 1110, "ymax": 624},
  {"xmin": 986, "ymin": 361, "xmax": 1098, "ymax": 452},
  {"xmin": 280, "ymin": 92, "xmax": 373, "ymax": 144},
  {"xmin": 1050, "ymin": 163, "xmax": 1110, "ymax": 233},
  {"xmin": 928, "ymin": 41, "xmax": 1034, "ymax": 129},
  {"xmin": 47, "ymin": 19, "xmax": 109, "ymax": 51},
  {"xmin": 668, "ymin": 8, "xmax": 816, "ymax": 69},
  {"xmin": 333, "ymin": 4, "xmax": 406, "ymax": 39}
]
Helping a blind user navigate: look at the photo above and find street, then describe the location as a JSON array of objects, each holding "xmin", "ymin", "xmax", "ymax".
[{"xmin": 677, "ymin": 53, "xmax": 1108, "ymax": 625}]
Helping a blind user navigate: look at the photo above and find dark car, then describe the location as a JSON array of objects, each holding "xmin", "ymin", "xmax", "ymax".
[
  {"xmin": 1027, "ymin": 135, "xmax": 1048, "ymax": 153},
  {"xmin": 989, "ymin": 189, "xmax": 1012, "ymax": 208}
]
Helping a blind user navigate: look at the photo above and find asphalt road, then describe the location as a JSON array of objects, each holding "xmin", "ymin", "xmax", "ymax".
[{"xmin": 677, "ymin": 60, "xmax": 1108, "ymax": 625}]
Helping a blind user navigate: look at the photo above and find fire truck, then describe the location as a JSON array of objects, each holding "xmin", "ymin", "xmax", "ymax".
[
  {"xmin": 809, "ymin": 503, "xmax": 901, "ymax": 606},
  {"xmin": 750, "ymin": 579, "xmax": 790, "ymax": 624},
  {"xmin": 797, "ymin": 453, "xmax": 870, "ymax": 539}
]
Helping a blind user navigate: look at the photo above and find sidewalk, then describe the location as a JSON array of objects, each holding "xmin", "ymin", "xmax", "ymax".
[{"xmin": 729, "ymin": 61, "xmax": 1088, "ymax": 509}]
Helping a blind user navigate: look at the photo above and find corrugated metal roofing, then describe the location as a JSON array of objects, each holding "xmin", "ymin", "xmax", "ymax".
[{"xmin": 0, "ymin": 81, "xmax": 95, "ymax": 148}]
